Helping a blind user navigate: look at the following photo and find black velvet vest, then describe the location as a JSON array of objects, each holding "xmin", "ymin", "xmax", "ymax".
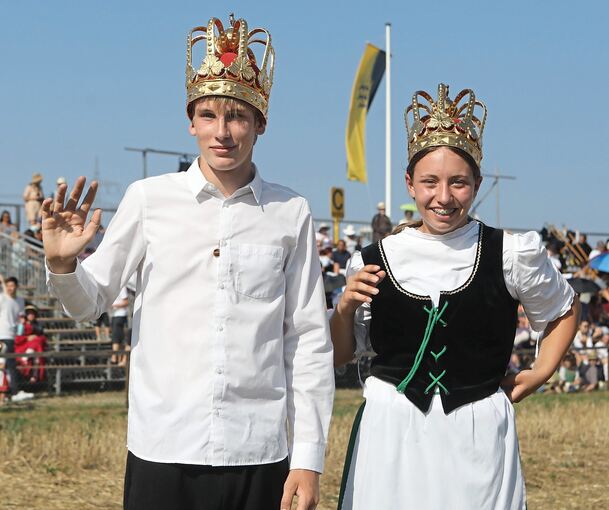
[{"xmin": 361, "ymin": 223, "xmax": 518, "ymax": 414}]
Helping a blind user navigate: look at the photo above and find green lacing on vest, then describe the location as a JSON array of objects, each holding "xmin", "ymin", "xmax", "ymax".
[
  {"xmin": 425, "ymin": 370, "xmax": 449, "ymax": 395},
  {"xmin": 430, "ymin": 345, "xmax": 446, "ymax": 361},
  {"xmin": 396, "ymin": 301, "xmax": 448, "ymax": 394}
]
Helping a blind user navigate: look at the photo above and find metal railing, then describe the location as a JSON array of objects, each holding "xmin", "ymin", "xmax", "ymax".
[{"xmin": 0, "ymin": 230, "xmax": 47, "ymax": 297}]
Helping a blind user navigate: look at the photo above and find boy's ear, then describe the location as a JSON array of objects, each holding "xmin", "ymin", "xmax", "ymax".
[
  {"xmin": 188, "ymin": 121, "xmax": 196, "ymax": 136},
  {"xmin": 256, "ymin": 121, "xmax": 266, "ymax": 136}
]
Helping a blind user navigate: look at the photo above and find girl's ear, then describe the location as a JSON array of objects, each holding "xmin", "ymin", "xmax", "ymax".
[{"xmin": 406, "ymin": 172, "xmax": 416, "ymax": 199}]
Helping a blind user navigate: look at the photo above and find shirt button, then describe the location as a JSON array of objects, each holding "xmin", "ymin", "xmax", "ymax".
[
  {"xmin": 219, "ymin": 283, "xmax": 225, "ymax": 290},
  {"xmin": 216, "ymin": 367, "xmax": 223, "ymax": 375},
  {"xmin": 214, "ymin": 409, "xmax": 220, "ymax": 416},
  {"xmin": 218, "ymin": 325, "xmax": 223, "ymax": 331},
  {"xmin": 213, "ymin": 248, "xmax": 220, "ymax": 257}
]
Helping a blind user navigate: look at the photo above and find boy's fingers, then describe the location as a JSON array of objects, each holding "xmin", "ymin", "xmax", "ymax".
[
  {"xmin": 40, "ymin": 198, "xmax": 53, "ymax": 220},
  {"xmin": 84, "ymin": 209, "xmax": 102, "ymax": 239},
  {"xmin": 53, "ymin": 184, "xmax": 67, "ymax": 213},
  {"xmin": 65, "ymin": 177, "xmax": 86, "ymax": 211},
  {"xmin": 79, "ymin": 181, "xmax": 99, "ymax": 214},
  {"xmin": 280, "ymin": 483, "xmax": 297, "ymax": 510}
]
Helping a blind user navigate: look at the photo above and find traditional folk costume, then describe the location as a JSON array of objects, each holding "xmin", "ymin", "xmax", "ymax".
[{"xmin": 338, "ymin": 85, "xmax": 575, "ymax": 510}]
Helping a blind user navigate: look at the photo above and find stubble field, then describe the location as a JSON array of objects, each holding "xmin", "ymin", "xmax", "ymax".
[{"xmin": 0, "ymin": 389, "xmax": 607, "ymax": 509}]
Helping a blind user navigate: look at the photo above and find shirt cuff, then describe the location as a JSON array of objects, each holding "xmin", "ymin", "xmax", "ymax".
[
  {"xmin": 289, "ymin": 441, "xmax": 327, "ymax": 473},
  {"xmin": 46, "ymin": 257, "xmax": 83, "ymax": 288},
  {"xmin": 45, "ymin": 259, "xmax": 95, "ymax": 321}
]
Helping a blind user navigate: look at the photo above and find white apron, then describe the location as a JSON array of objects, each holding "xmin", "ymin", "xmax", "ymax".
[{"xmin": 338, "ymin": 376, "xmax": 526, "ymax": 510}]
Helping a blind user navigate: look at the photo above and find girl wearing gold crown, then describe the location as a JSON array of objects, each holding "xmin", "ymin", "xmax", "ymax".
[{"xmin": 331, "ymin": 84, "xmax": 579, "ymax": 509}]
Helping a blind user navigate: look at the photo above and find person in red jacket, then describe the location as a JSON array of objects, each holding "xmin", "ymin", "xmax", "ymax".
[{"xmin": 15, "ymin": 305, "xmax": 47, "ymax": 383}]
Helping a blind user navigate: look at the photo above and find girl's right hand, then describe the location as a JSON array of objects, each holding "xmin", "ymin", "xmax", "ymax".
[{"xmin": 337, "ymin": 264, "xmax": 386, "ymax": 315}]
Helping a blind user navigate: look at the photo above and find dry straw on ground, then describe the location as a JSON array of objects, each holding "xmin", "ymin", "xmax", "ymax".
[{"xmin": 0, "ymin": 390, "xmax": 607, "ymax": 509}]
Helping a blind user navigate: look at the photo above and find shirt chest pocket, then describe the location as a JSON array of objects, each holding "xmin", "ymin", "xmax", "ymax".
[{"xmin": 233, "ymin": 244, "xmax": 285, "ymax": 300}]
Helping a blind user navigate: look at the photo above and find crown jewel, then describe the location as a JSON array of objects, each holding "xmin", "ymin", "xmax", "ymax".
[
  {"xmin": 405, "ymin": 84, "xmax": 487, "ymax": 165},
  {"xmin": 186, "ymin": 14, "xmax": 275, "ymax": 119}
]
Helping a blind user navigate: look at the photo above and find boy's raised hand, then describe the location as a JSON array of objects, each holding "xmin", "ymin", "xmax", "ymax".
[{"xmin": 40, "ymin": 176, "xmax": 101, "ymax": 273}]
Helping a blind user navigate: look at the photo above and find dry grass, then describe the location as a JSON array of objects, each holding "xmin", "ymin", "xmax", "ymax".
[{"xmin": 0, "ymin": 390, "xmax": 607, "ymax": 509}]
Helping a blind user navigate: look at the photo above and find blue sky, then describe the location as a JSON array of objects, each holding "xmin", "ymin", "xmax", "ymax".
[{"xmin": 2, "ymin": 0, "xmax": 608, "ymax": 238}]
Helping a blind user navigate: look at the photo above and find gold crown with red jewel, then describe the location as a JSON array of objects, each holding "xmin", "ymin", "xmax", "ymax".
[
  {"xmin": 185, "ymin": 14, "xmax": 275, "ymax": 119},
  {"xmin": 405, "ymin": 84, "xmax": 487, "ymax": 166}
]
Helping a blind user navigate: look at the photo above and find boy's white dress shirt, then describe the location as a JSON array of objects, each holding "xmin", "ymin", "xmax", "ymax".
[{"xmin": 46, "ymin": 161, "xmax": 335, "ymax": 473}]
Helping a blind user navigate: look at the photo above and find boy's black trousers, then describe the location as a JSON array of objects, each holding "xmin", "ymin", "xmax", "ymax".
[{"xmin": 124, "ymin": 451, "xmax": 289, "ymax": 510}]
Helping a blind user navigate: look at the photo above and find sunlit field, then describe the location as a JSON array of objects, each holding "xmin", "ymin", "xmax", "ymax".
[{"xmin": 0, "ymin": 390, "xmax": 607, "ymax": 509}]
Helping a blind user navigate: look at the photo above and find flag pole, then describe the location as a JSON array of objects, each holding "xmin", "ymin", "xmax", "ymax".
[{"xmin": 385, "ymin": 22, "xmax": 392, "ymax": 218}]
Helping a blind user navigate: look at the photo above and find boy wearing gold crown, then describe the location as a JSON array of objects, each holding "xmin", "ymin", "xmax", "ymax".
[
  {"xmin": 41, "ymin": 15, "xmax": 334, "ymax": 510},
  {"xmin": 330, "ymin": 84, "xmax": 579, "ymax": 509}
]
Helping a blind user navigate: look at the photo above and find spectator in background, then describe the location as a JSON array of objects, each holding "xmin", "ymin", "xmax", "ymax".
[
  {"xmin": 15, "ymin": 305, "xmax": 47, "ymax": 383},
  {"xmin": 399, "ymin": 208, "xmax": 415, "ymax": 225},
  {"xmin": 110, "ymin": 287, "xmax": 129, "ymax": 366},
  {"xmin": 319, "ymin": 244, "xmax": 335, "ymax": 274},
  {"xmin": 580, "ymin": 350, "xmax": 602, "ymax": 392},
  {"xmin": 343, "ymin": 225, "xmax": 358, "ymax": 254},
  {"xmin": 31, "ymin": 225, "xmax": 43, "ymax": 244},
  {"xmin": 316, "ymin": 223, "xmax": 331, "ymax": 247},
  {"xmin": 50, "ymin": 177, "xmax": 67, "ymax": 201},
  {"xmin": 1, "ymin": 276, "xmax": 25, "ymax": 315},
  {"xmin": 371, "ymin": 202, "xmax": 392, "ymax": 242},
  {"xmin": 332, "ymin": 239, "xmax": 351, "ymax": 275},
  {"xmin": 595, "ymin": 328, "xmax": 609, "ymax": 382},
  {"xmin": 513, "ymin": 307, "xmax": 541, "ymax": 368},
  {"xmin": 586, "ymin": 294, "xmax": 606, "ymax": 326},
  {"xmin": 558, "ymin": 355, "xmax": 578, "ymax": 392},
  {"xmin": 0, "ymin": 211, "xmax": 17, "ymax": 235},
  {"xmin": 95, "ymin": 311, "xmax": 111, "ymax": 342},
  {"xmin": 23, "ymin": 173, "xmax": 44, "ymax": 225},
  {"xmin": 576, "ymin": 233, "xmax": 592, "ymax": 257},
  {"xmin": 573, "ymin": 320, "xmax": 593, "ymax": 365},
  {"xmin": 588, "ymin": 240, "xmax": 606, "ymax": 260},
  {"xmin": 0, "ymin": 273, "xmax": 22, "ymax": 398}
]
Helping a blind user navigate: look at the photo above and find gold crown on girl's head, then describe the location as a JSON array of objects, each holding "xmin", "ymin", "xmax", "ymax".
[
  {"xmin": 405, "ymin": 84, "xmax": 487, "ymax": 166},
  {"xmin": 186, "ymin": 14, "xmax": 275, "ymax": 119}
]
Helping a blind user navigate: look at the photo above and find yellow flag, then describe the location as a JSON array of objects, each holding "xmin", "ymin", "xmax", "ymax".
[{"xmin": 345, "ymin": 44, "xmax": 386, "ymax": 183}]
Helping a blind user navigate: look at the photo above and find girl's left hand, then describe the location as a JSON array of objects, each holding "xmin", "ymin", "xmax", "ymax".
[{"xmin": 500, "ymin": 369, "xmax": 547, "ymax": 403}]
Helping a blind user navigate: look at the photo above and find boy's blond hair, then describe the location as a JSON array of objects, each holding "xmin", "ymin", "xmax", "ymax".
[{"xmin": 187, "ymin": 96, "xmax": 265, "ymax": 126}]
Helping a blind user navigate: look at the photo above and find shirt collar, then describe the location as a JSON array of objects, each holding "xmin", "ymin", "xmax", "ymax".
[{"xmin": 185, "ymin": 158, "xmax": 263, "ymax": 204}]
